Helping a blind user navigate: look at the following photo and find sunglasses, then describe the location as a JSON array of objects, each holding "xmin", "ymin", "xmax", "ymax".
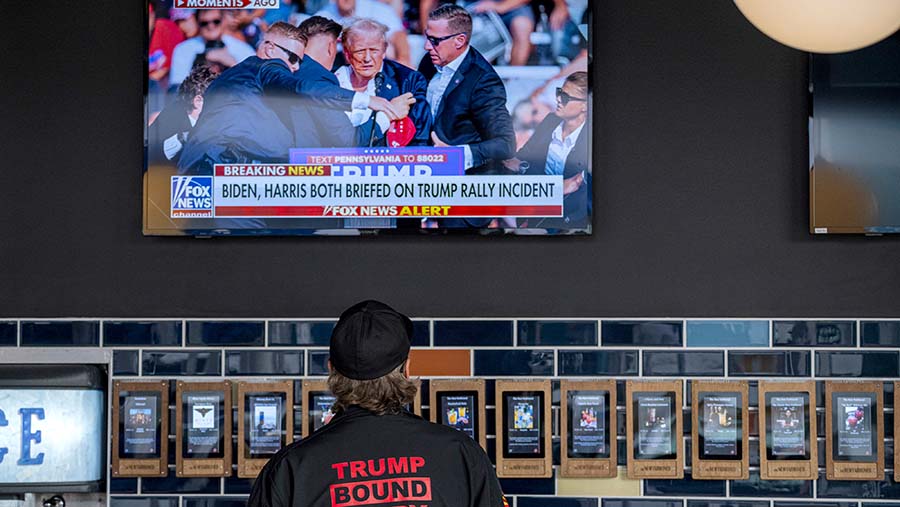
[
  {"xmin": 425, "ymin": 32, "xmax": 465, "ymax": 47},
  {"xmin": 268, "ymin": 40, "xmax": 301, "ymax": 65},
  {"xmin": 199, "ymin": 18, "xmax": 222, "ymax": 28},
  {"xmin": 556, "ymin": 87, "xmax": 587, "ymax": 106}
]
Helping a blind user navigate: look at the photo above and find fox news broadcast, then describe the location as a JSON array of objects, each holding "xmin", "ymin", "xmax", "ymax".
[{"xmin": 144, "ymin": 0, "xmax": 593, "ymax": 235}]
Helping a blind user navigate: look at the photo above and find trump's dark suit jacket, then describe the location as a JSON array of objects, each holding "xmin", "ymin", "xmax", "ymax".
[
  {"xmin": 418, "ymin": 48, "xmax": 515, "ymax": 174},
  {"xmin": 517, "ymin": 113, "xmax": 591, "ymax": 229},
  {"xmin": 373, "ymin": 59, "xmax": 432, "ymax": 146}
]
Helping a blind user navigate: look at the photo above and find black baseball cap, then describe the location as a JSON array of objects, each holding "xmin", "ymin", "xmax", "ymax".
[{"xmin": 329, "ymin": 300, "xmax": 413, "ymax": 380}]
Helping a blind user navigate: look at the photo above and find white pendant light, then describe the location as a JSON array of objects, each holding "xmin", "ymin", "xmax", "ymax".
[{"xmin": 734, "ymin": 0, "xmax": 900, "ymax": 53}]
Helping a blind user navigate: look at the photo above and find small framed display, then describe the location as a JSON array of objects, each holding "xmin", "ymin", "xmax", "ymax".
[
  {"xmin": 759, "ymin": 380, "xmax": 817, "ymax": 480},
  {"xmin": 175, "ymin": 380, "xmax": 232, "ymax": 477},
  {"xmin": 825, "ymin": 381, "xmax": 884, "ymax": 481},
  {"xmin": 691, "ymin": 380, "xmax": 749, "ymax": 480},
  {"xmin": 495, "ymin": 379, "xmax": 552, "ymax": 478},
  {"xmin": 429, "ymin": 379, "xmax": 487, "ymax": 450},
  {"xmin": 302, "ymin": 379, "xmax": 337, "ymax": 438},
  {"xmin": 560, "ymin": 379, "xmax": 617, "ymax": 478},
  {"xmin": 112, "ymin": 380, "xmax": 169, "ymax": 478},
  {"xmin": 895, "ymin": 381, "xmax": 900, "ymax": 483},
  {"xmin": 237, "ymin": 381, "xmax": 294, "ymax": 479},
  {"xmin": 626, "ymin": 379, "xmax": 683, "ymax": 479}
]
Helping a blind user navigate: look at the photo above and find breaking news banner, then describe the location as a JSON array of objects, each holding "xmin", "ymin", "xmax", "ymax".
[{"xmin": 174, "ymin": 0, "xmax": 280, "ymax": 9}]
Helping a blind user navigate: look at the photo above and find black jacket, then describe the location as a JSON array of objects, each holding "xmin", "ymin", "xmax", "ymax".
[
  {"xmin": 373, "ymin": 59, "xmax": 433, "ymax": 146},
  {"xmin": 418, "ymin": 48, "xmax": 515, "ymax": 174},
  {"xmin": 248, "ymin": 406, "xmax": 506, "ymax": 507},
  {"xmin": 517, "ymin": 113, "xmax": 591, "ymax": 229},
  {"xmin": 290, "ymin": 57, "xmax": 371, "ymax": 148}
]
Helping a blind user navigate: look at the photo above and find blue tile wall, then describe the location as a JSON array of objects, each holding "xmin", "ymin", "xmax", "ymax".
[
  {"xmin": 268, "ymin": 320, "xmax": 334, "ymax": 346},
  {"xmin": 602, "ymin": 321, "xmax": 683, "ymax": 346},
  {"xmin": 104, "ymin": 321, "xmax": 181, "ymax": 346},
  {"xmin": 225, "ymin": 349, "xmax": 304, "ymax": 376},
  {"xmin": 113, "ymin": 349, "xmax": 140, "ymax": 375},
  {"xmin": 21, "ymin": 320, "xmax": 99, "ymax": 346},
  {"xmin": 687, "ymin": 320, "xmax": 769, "ymax": 347},
  {"xmin": 558, "ymin": 350, "xmax": 639, "ymax": 376},
  {"xmin": 815, "ymin": 351, "xmax": 900, "ymax": 377},
  {"xmin": 434, "ymin": 320, "xmax": 513, "ymax": 346},
  {"xmin": 643, "ymin": 351, "xmax": 724, "ymax": 376},
  {"xmin": 729, "ymin": 351, "xmax": 811, "ymax": 376},
  {"xmin": 518, "ymin": 320, "xmax": 598, "ymax": 346},
  {"xmin": 0, "ymin": 321, "xmax": 17, "ymax": 346},
  {"xmin": 186, "ymin": 321, "xmax": 264, "ymax": 346},
  {"xmin": 474, "ymin": 349, "xmax": 554, "ymax": 375},
  {"xmin": 5, "ymin": 316, "xmax": 898, "ymax": 504},
  {"xmin": 142, "ymin": 350, "xmax": 222, "ymax": 376},
  {"xmin": 861, "ymin": 321, "xmax": 900, "ymax": 347},
  {"xmin": 773, "ymin": 321, "xmax": 856, "ymax": 347}
]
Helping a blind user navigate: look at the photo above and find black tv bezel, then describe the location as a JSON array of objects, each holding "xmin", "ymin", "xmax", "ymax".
[
  {"xmin": 765, "ymin": 391, "xmax": 811, "ymax": 461},
  {"xmin": 697, "ymin": 391, "xmax": 743, "ymax": 461},
  {"xmin": 501, "ymin": 390, "xmax": 546, "ymax": 459},
  {"xmin": 566, "ymin": 389, "xmax": 611, "ymax": 459}
]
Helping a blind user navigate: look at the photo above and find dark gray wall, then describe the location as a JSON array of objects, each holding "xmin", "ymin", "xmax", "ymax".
[{"xmin": 1, "ymin": 1, "xmax": 898, "ymax": 318}]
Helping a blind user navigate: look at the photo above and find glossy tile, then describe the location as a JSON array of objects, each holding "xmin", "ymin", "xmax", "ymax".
[
  {"xmin": 104, "ymin": 321, "xmax": 181, "ymax": 347},
  {"xmin": 0, "ymin": 321, "xmax": 16, "ymax": 346},
  {"xmin": 688, "ymin": 502, "xmax": 769, "ymax": 507},
  {"xmin": 728, "ymin": 351, "xmax": 810, "ymax": 377},
  {"xmin": 642, "ymin": 351, "xmax": 724, "ymax": 376},
  {"xmin": 408, "ymin": 349, "xmax": 470, "ymax": 376},
  {"xmin": 687, "ymin": 320, "xmax": 769, "ymax": 347},
  {"xmin": 602, "ymin": 321, "xmax": 683, "ymax": 346},
  {"xmin": 411, "ymin": 320, "xmax": 430, "ymax": 346},
  {"xmin": 113, "ymin": 349, "xmax": 140, "ymax": 376},
  {"xmin": 473, "ymin": 349, "xmax": 554, "ymax": 376},
  {"xmin": 773, "ymin": 321, "xmax": 856, "ymax": 347},
  {"xmin": 268, "ymin": 320, "xmax": 334, "ymax": 346},
  {"xmin": 645, "ymin": 472, "xmax": 725, "ymax": 496},
  {"xmin": 141, "ymin": 470, "xmax": 220, "ymax": 493},
  {"xmin": 861, "ymin": 321, "xmax": 900, "ymax": 347},
  {"xmin": 730, "ymin": 471, "xmax": 812, "ymax": 498},
  {"xmin": 308, "ymin": 350, "xmax": 329, "ymax": 376},
  {"xmin": 225, "ymin": 350, "xmax": 304, "ymax": 376},
  {"xmin": 519, "ymin": 498, "xmax": 598, "ymax": 507},
  {"xmin": 603, "ymin": 500, "xmax": 683, "ymax": 507},
  {"xmin": 109, "ymin": 498, "xmax": 179, "ymax": 507},
  {"xmin": 186, "ymin": 321, "xmax": 264, "ymax": 346},
  {"xmin": 142, "ymin": 350, "xmax": 222, "ymax": 376},
  {"xmin": 183, "ymin": 498, "xmax": 249, "ymax": 507},
  {"xmin": 557, "ymin": 474, "xmax": 640, "ymax": 497},
  {"xmin": 109, "ymin": 478, "xmax": 138, "ymax": 494},
  {"xmin": 817, "ymin": 472, "xmax": 900, "ymax": 498},
  {"xmin": 498, "ymin": 472, "xmax": 555, "ymax": 494},
  {"xmin": 775, "ymin": 503, "xmax": 857, "ymax": 507},
  {"xmin": 224, "ymin": 476, "xmax": 254, "ymax": 494},
  {"xmin": 558, "ymin": 350, "xmax": 639, "ymax": 376},
  {"xmin": 433, "ymin": 320, "xmax": 513, "ymax": 346},
  {"xmin": 20, "ymin": 321, "xmax": 99, "ymax": 346},
  {"xmin": 815, "ymin": 351, "xmax": 899, "ymax": 377},
  {"xmin": 518, "ymin": 320, "xmax": 598, "ymax": 346}
]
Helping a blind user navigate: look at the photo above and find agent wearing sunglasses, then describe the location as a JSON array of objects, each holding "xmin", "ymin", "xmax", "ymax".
[
  {"xmin": 508, "ymin": 71, "xmax": 590, "ymax": 230},
  {"xmin": 170, "ymin": 9, "xmax": 255, "ymax": 87}
]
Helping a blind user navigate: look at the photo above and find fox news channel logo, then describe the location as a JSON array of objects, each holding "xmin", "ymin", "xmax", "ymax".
[{"xmin": 171, "ymin": 176, "xmax": 213, "ymax": 218}]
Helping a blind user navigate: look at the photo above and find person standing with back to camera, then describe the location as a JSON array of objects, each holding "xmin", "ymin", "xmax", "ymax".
[{"xmin": 248, "ymin": 300, "xmax": 508, "ymax": 507}]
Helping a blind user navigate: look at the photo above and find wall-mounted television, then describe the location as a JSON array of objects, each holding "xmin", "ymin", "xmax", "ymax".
[
  {"xmin": 0, "ymin": 365, "xmax": 106, "ymax": 493},
  {"xmin": 143, "ymin": 1, "xmax": 593, "ymax": 236},
  {"xmin": 810, "ymin": 33, "xmax": 900, "ymax": 234}
]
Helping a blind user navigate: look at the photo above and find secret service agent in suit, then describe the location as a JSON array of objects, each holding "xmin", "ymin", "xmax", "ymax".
[
  {"xmin": 336, "ymin": 18, "xmax": 432, "ymax": 146},
  {"xmin": 179, "ymin": 21, "xmax": 403, "ymax": 175},
  {"xmin": 418, "ymin": 4, "xmax": 515, "ymax": 174},
  {"xmin": 291, "ymin": 16, "xmax": 415, "ymax": 148},
  {"xmin": 511, "ymin": 71, "xmax": 591, "ymax": 230}
]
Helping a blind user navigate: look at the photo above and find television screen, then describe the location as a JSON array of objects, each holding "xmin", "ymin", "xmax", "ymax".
[
  {"xmin": 0, "ymin": 365, "xmax": 106, "ymax": 493},
  {"xmin": 633, "ymin": 392, "xmax": 676, "ymax": 460},
  {"xmin": 245, "ymin": 392, "xmax": 286, "ymax": 458},
  {"xmin": 698, "ymin": 392, "xmax": 742, "ymax": 460},
  {"xmin": 566, "ymin": 389, "xmax": 609, "ymax": 459},
  {"xmin": 502, "ymin": 391, "xmax": 544, "ymax": 458},
  {"xmin": 144, "ymin": 1, "xmax": 593, "ymax": 235},
  {"xmin": 308, "ymin": 391, "xmax": 336, "ymax": 433},
  {"xmin": 810, "ymin": 33, "xmax": 900, "ymax": 234},
  {"xmin": 183, "ymin": 391, "xmax": 224, "ymax": 458},
  {"xmin": 437, "ymin": 391, "xmax": 478, "ymax": 441},
  {"xmin": 831, "ymin": 393, "xmax": 877, "ymax": 462},
  {"xmin": 765, "ymin": 392, "xmax": 810, "ymax": 460},
  {"xmin": 120, "ymin": 392, "xmax": 162, "ymax": 458}
]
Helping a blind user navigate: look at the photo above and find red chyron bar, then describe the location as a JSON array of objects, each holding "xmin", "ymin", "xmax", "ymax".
[
  {"xmin": 330, "ymin": 477, "xmax": 432, "ymax": 507},
  {"xmin": 215, "ymin": 205, "xmax": 563, "ymax": 218},
  {"xmin": 175, "ymin": 0, "xmax": 281, "ymax": 8}
]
